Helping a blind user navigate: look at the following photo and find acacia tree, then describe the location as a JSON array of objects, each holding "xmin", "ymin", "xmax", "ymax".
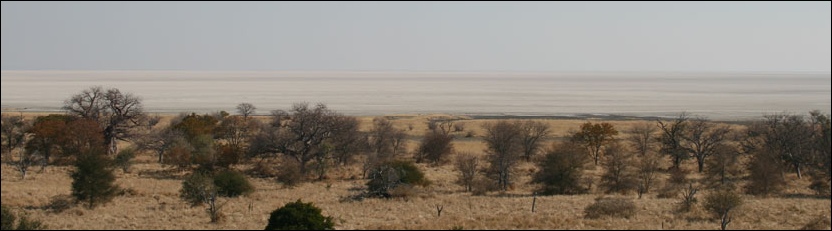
[
  {"xmin": 364, "ymin": 117, "xmax": 407, "ymax": 177},
  {"xmin": 518, "ymin": 120, "xmax": 550, "ymax": 161},
  {"xmin": 704, "ymin": 144, "xmax": 743, "ymax": 190},
  {"xmin": 236, "ymin": 103, "xmax": 256, "ymax": 121},
  {"xmin": 483, "ymin": 120, "xmax": 523, "ymax": 191},
  {"xmin": 571, "ymin": 121, "xmax": 619, "ymax": 165},
  {"xmin": 63, "ymin": 86, "xmax": 147, "ymax": 155},
  {"xmin": 658, "ymin": 112, "xmax": 690, "ymax": 170},
  {"xmin": 681, "ymin": 118, "xmax": 732, "ymax": 173},
  {"xmin": 328, "ymin": 116, "xmax": 365, "ymax": 166}
]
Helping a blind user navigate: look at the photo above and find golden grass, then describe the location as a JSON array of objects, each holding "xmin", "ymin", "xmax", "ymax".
[{"xmin": 1, "ymin": 113, "xmax": 829, "ymax": 230}]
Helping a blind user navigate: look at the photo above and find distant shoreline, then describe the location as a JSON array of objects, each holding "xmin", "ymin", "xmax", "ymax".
[{"xmin": 1, "ymin": 107, "xmax": 760, "ymax": 124}]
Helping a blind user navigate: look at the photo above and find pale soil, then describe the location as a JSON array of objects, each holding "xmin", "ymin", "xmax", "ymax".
[{"xmin": 1, "ymin": 113, "xmax": 829, "ymax": 230}]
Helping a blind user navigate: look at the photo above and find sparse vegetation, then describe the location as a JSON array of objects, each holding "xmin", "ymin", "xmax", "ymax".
[
  {"xmin": 1, "ymin": 205, "xmax": 45, "ymax": 230},
  {"xmin": 583, "ymin": 197, "xmax": 637, "ymax": 219}
]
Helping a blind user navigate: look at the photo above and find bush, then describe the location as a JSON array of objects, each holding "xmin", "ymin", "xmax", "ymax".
[
  {"xmin": 533, "ymin": 142, "xmax": 588, "ymax": 195},
  {"xmin": 704, "ymin": 190, "xmax": 743, "ymax": 230},
  {"xmin": 277, "ymin": 158, "xmax": 304, "ymax": 188},
  {"xmin": 45, "ymin": 195, "xmax": 74, "ymax": 213},
  {"xmin": 367, "ymin": 161, "xmax": 429, "ymax": 198},
  {"xmin": 265, "ymin": 199, "xmax": 335, "ymax": 230},
  {"xmin": 1, "ymin": 205, "xmax": 45, "ymax": 230},
  {"xmin": 415, "ymin": 130, "xmax": 454, "ymax": 165},
  {"xmin": 213, "ymin": 170, "xmax": 254, "ymax": 198},
  {"xmin": 71, "ymin": 151, "xmax": 120, "ymax": 209},
  {"xmin": 114, "ymin": 147, "xmax": 137, "ymax": 173},
  {"xmin": 745, "ymin": 153, "xmax": 785, "ymax": 196},
  {"xmin": 180, "ymin": 171, "xmax": 216, "ymax": 206},
  {"xmin": 583, "ymin": 197, "xmax": 636, "ymax": 219}
]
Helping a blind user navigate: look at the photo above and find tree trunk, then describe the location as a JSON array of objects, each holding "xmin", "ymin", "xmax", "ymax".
[
  {"xmin": 697, "ymin": 158, "xmax": 705, "ymax": 173},
  {"xmin": 796, "ymin": 163, "xmax": 802, "ymax": 179}
]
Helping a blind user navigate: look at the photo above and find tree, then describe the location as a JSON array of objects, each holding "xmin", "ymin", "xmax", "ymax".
[
  {"xmin": 627, "ymin": 122, "xmax": 656, "ymax": 157},
  {"xmin": 681, "ymin": 117, "xmax": 732, "ymax": 173},
  {"xmin": 658, "ymin": 112, "xmax": 690, "ymax": 170},
  {"xmin": 704, "ymin": 144, "xmax": 743, "ymax": 190},
  {"xmin": 236, "ymin": 103, "xmax": 256, "ymax": 120},
  {"xmin": 364, "ymin": 117, "xmax": 407, "ymax": 177},
  {"xmin": 483, "ymin": 120, "xmax": 523, "ymax": 191},
  {"xmin": 745, "ymin": 149, "xmax": 786, "ymax": 196},
  {"xmin": 600, "ymin": 142, "xmax": 638, "ymax": 194},
  {"xmin": 180, "ymin": 171, "xmax": 222, "ymax": 223},
  {"xmin": 533, "ymin": 142, "xmax": 589, "ymax": 195},
  {"xmin": 454, "ymin": 152, "xmax": 479, "ymax": 192},
  {"xmin": 754, "ymin": 113, "xmax": 814, "ymax": 179},
  {"xmin": 635, "ymin": 150, "xmax": 662, "ymax": 199},
  {"xmin": 71, "ymin": 149, "xmax": 119, "ymax": 209},
  {"xmin": 518, "ymin": 120, "xmax": 550, "ymax": 161},
  {"xmin": 328, "ymin": 116, "xmax": 365, "ymax": 166},
  {"xmin": 808, "ymin": 111, "xmax": 831, "ymax": 193},
  {"xmin": 265, "ymin": 199, "xmax": 335, "ymax": 230},
  {"xmin": 63, "ymin": 86, "xmax": 148, "ymax": 155},
  {"xmin": 1, "ymin": 115, "xmax": 28, "ymax": 158},
  {"xmin": 571, "ymin": 121, "xmax": 618, "ymax": 165},
  {"xmin": 704, "ymin": 190, "xmax": 743, "ymax": 230},
  {"xmin": 24, "ymin": 115, "xmax": 72, "ymax": 166},
  {"xmin": 415, "ymin": 129, "xmax": 454, "ymax": 165}
]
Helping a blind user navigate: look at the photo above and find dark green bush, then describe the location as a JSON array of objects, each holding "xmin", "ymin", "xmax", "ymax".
[
  {"xmin": 114, "ymin": 147, "xmax": 137, "ymax": 173},
  {"xmin": 71, "ymin": 151, "xmax": 119, "ymax": 209},
  {"xmin": 533, "ymin": 142, "xmax": 588, "ymax": 195},
  {"xmin": 265, "ymin": 199, "xmax": 335, "ymax": 230},
  {"xmin": 213, "ymin": 170, "xmax": 254, "ymax": 198}
]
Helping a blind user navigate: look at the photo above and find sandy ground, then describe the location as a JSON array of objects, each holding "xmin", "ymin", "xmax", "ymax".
[{"xmin": 1, "ymin": 112, "xmax": 829, "ymax": 230}]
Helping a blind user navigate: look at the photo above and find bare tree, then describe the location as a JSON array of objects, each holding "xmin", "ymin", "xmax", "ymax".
[
  {"xmin": 658, "ymin": 112, "xmax": 690, "ymax": 170},
  {"xmin": 275, "ymin": 103, "xmax": 341, "ymax": 175},
  {"xmin": 236, "ymin": 103, "xmax": 257, "ymax": 121},
  {"xmin": 571, "ymin": 121, "xmax": 619, "ymax": 165},
  {"xmin": 427, "ymin": 117, "xmax": 455, "ymax": 135},
  {"xmin": 681, "ymin": 117, "xmax": 732, "ymax": 173},
  {"xmin": 600, "ymin": 141, "xmax": 638, "ymax": 194},
  {"xmin": 627, "ymin": 122, "xmax": 656, "ymax": 157},
  {"xmin": 454, "ymin": 152, "xmax": 479, "ymax": 192},
  {"xmin": 636, "ymin": 150, "xmax": 662, "ymax": 199},
  {"xmin": 519, "ymin": 120, "xmax": 551, "ymax": 161},
  {"xmin": 364, "ymin": 117, "xmax": 407, "ymax": 177},
  {"xmin": 63, "ymin": 86, "xmax": 147, "ymax": 155},
  {"xmin": 16, "ymin": 149, "xmax": 40, "ymax": 180},
  {"xmin": 328, "ymin": 116, "xmax": 365, "ymax": 166},
  {"xmin": 483, "ymin": 120, "xmax": 523, "ymax": 191}
]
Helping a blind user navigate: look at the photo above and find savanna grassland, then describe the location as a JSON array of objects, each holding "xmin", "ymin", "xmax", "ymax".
[{"xmin": 1, "ymin": 113, "xmax": 830, "ymax": 230}]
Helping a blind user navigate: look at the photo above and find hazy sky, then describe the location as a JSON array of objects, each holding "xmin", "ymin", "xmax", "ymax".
[{"xmin": 2, "ymin": 1, "xmax": 830, "ymax": 72}]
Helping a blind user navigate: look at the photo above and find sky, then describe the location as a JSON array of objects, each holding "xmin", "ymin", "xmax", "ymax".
[{"xmin": 1, "ymin": 1, "xmax": 830, "ymax": 72}]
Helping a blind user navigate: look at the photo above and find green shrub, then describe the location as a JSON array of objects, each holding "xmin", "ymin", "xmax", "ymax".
[
  {"xmin": 265, "ymin": 199, "xmax": 335, "ymax": 230},
  {"xmin": 213, "ymin": 170, "xmax": 254, "ymax": 198},
  {"xmin": 114, "ymin": 147, "xmax": 137, "ymax": 173},
  {"xmin": 584, "ymin": 198, "xmax": 636, "ymax": 219},
  {"xmin": 704, "ymin": 190, "xmax": 743, "ymax": 230},
  {"xmin": 367, "ymin": 161, "xmax": 429, "ymax": 198},
  {"xmin": 1, "ymin": 205, "xmax": 14, "ymax": 231},
  {"xmin": 180, "ymin": 171, "xmax": 216, "ymax": 206}
]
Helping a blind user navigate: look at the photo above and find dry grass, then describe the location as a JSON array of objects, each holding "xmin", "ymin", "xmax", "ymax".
[{"xmin": 1, "ymin": 113, "xmax": 829, "ymax": 230}]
